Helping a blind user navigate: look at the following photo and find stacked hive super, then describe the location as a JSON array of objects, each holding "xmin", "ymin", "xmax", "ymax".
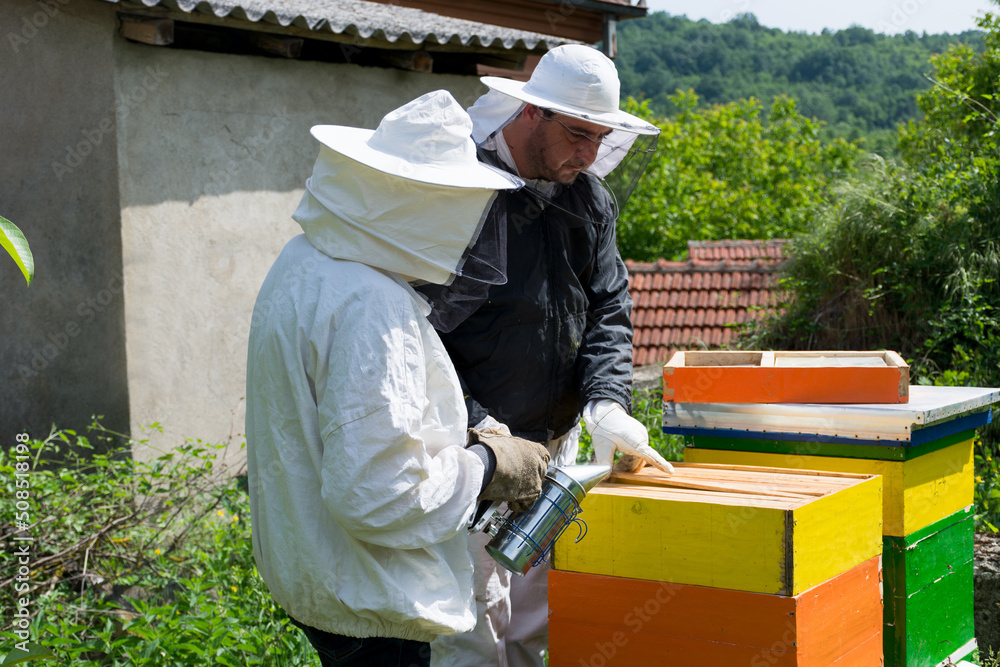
[
  {"xmin": 549, "ymin": 462, "xmax": 883, "ymax": 666},
  {"xmin": 662, "ymin": 350, "xmax": 1000, "ymax": 667}
]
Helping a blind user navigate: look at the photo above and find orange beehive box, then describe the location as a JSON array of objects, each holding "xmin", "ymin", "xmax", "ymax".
[
  {"xmin": 663, "ymin": 350, "xmax": 909, "ymax": 404},
  {"xmin": 548, "ymin": 556, "xmax": 883, "ymax": 667}
]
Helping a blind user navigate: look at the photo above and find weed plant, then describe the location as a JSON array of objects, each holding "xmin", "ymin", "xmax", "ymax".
[
  {"xmin": 975, "ymin": 423, "xmax": 1000, "ymax": 533},
  {"xmin": 0, "ymin": 424, "xmax": 317, "ymax": 666},
  {"xmin": 975, "ymin": 646, "xmax": 1000, "ymax": 667}
]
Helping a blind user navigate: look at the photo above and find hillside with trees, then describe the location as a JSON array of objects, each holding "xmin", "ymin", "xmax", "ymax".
[{"xmin": 616, "ymin": 12, "xmax": 985, "ymax": 151}]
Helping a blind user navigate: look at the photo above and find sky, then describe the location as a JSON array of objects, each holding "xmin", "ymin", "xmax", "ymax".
[{"xmin": 641, "ymin": 0, "xmax": 997, "ymax": 35}]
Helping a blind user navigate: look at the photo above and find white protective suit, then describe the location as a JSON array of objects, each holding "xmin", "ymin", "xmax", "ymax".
[{"xmin": 245, "ymin": 131, "xmax": 516, "ymax": 642}]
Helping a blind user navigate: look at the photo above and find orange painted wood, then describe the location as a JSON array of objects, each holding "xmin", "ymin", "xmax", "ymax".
[
  {"xmin": 796, "ymin": 554, "xmax": 884, "ymax": 667},
  {"xmin": 548, "ymin": 556, "xmax": 882, "ymax": 667},
  {"xmin": 663, "ymin": 350, "xmax": 909, "ymax": 404}
]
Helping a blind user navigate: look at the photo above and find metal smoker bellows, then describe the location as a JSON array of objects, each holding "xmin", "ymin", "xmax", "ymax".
[{"xmin": 471, "ymin": 465, "xmax": 611, "ymax": 576}]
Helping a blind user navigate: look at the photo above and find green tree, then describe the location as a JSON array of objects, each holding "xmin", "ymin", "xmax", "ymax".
[
  {"xmin": 751, "ymin": 5, "xmax": 1000, "ymax": 384},
  {"xmin": 743, "ymin": 3, "xmax": 1000, "ymax": 529},
  {"xmin": 616, "ymin": 92, "xmax": 860, "ymax": 262}
]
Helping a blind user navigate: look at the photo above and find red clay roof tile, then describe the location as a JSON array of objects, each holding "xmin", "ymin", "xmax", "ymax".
[{"xmin": 627, "ymin": 239, "xmax": 789, "ymax": 368}]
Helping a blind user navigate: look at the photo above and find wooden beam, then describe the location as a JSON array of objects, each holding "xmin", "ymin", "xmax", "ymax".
[
  {"xmin": 119, "ymin": 14, "xmax": 174, "ymax": 46},
  {"xmin": 247, "ymin": 33, "xmax": 304, "ymax": 59},
  {"xmin": 377, "ymin": 50, "xmax": 433, "ymax": 72}
]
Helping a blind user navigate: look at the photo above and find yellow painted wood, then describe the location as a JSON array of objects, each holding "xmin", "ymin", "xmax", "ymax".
[
  {"xmin": 791, "ymin": 476, "xmax": 883, "ymax": 593},
  {"xmin": 553, "ymin": 464, "xmax": 882, "ymax": 595},
  {"xmin": 902, "ymin": 439, "xmax": 974, "ymax": 537},
  {"xmin": 685, "ymin": 438, "xmax": 972, "ymax": 537}
]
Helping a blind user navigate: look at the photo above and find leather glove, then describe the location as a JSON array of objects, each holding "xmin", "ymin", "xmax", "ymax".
[
  {"xmin": 583, "ymin": 399, "xmax": 675, "ymax": 475},
  {"xmin": 470, "ymin": 428, "xmax": 550, "ymax": 513}
]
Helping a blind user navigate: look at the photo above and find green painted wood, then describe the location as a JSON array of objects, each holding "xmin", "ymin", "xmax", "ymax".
[
  {"xmin": 896, "ymin": 504, "xmax": 974, "ymax": 547},
  {"xmin": 882, "ymin": 508, "xmax": 975, "ymax": 667},
  {"xmin": 884, "ymin": 507, "xmax": 973, "ymax": 598},
  {"xmin": 883, "ymin": 559, "xmax": 974, "ymax": 667},
  {"xmin": 685, "ymin": 429, "xmax": 973, "ymax": 461}
]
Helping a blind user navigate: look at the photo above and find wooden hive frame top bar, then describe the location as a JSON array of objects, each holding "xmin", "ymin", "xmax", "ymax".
[{"xmin": 603, "ymin": 463, "xmax": 869, "ymax": 510}]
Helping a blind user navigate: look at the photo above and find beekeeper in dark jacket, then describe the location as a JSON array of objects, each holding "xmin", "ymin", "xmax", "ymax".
[{"xmin": 419, "ymin": 46, "xmax": 675, "ymax": 666}]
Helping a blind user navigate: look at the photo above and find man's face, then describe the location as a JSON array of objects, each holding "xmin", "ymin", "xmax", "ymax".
[{"xmin": 522, "ymin": 108, "xmax": 612, "ymax": 184}]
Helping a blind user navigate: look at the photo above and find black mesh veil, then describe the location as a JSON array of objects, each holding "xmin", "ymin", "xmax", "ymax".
[
  {"xmin": 417, "ymin": 193, "xmax": 508, "ymax": 332},
  {"xmin": 600, "ymin": 131, "xmax": 659, "ymax": 216}
]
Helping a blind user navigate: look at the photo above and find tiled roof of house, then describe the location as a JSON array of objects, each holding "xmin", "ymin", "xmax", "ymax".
[
  {"xmin": 627, "ymin": 239, "xmax": 789, "ymax": 367},
  {"xmin": 109, "ymin": 0, "xmax": 575, "ymax": 51}
]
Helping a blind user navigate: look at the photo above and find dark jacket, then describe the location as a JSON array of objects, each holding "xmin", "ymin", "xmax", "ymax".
[{"xmin": 435, "ymin": 151, "xmax": 635, "ymax": 442}]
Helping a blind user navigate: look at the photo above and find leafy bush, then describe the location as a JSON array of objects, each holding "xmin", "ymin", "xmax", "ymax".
[
  {"xmin": 975, "ymin": 425, "xmax": 1000, "ymax": 533},
  {"xmin": 615, "ymin": 92, "xmax": 861, "ymax": 262},
  {"xmin": 0, "ymin": 424, "xmax": 317, "ymax": 666}
]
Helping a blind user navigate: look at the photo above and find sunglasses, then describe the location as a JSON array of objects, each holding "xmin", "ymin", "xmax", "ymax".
[{"xmin": 538, "ymin": 109, "xmax": 611, "ymax": 146}]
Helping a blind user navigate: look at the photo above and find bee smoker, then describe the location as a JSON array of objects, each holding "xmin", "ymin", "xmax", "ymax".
[{"xmin": 468, "ymin": 464, "xmax": 611, "ymax": 576}]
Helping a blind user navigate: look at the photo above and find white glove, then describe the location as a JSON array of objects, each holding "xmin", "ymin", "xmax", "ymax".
[
  {"xmin": 583, "ymin": 399, "xmax": 674, "ymax": 475},
  {"xmin": 473, "ymin": 414, "xmax": 511, "ymax": 436}
]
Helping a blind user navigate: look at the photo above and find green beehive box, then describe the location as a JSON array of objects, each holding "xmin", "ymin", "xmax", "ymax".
[{"xmin": 882, "ymin": 506, "xmax": 976, "ymax": 667}]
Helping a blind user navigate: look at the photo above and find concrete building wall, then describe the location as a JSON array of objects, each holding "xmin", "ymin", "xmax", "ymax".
[
  {"xmin": 114, "ymin": 28, "xmax": 487, "ymax": 462},
  {"xmin": 1, "ymin": 0, "xmax": 129, "ymax": 445},
  {"xmin": 1, "ymin": 0, "xmax": 491, "ymax": 459}
]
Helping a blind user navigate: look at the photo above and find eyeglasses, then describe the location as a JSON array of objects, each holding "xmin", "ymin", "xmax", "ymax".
[{"xmin": 538, "ymin": 109, "xmax": 610, "ymax": 147}]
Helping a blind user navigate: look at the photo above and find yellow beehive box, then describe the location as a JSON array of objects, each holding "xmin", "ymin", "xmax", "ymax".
[
  {"xmin": 685, "ymin": 437, "xmax": 973, "ymax": 537},
  {"xmin": 552, "ymin": 463, "xmax": 882, "ymax": 596}
]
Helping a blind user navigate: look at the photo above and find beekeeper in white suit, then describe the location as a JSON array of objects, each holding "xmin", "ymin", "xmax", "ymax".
[
  {"xmin": 421, "ymin": 45, "xmax": 675, "ymax": 666},
  {"xmin": 245, "ymin": 90, "xmax": 553, "ymax": 667}
]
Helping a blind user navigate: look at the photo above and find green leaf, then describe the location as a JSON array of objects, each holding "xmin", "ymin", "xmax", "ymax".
[
  {"xmin": 0, "ymin": 215, "xmax": 33, "ymax": 286},
  {"xmin": 0, "ymin": 642, "xmax": 58, "ymax": 666}
]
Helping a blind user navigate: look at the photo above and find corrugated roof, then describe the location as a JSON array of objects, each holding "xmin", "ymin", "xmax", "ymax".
[
  {"xmin": 105, "ymin": 0, "xmax": 574, "ymax": 51},
  {"xmin": 628, "ymin": 240, "xmax": 789, "ymax": 367}
]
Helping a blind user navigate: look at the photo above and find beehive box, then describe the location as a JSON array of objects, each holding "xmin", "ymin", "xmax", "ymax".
[
  {"xmin": 883, "ymin": 506, "xmax": 976, "ymax": 667},
  {"xmin": 663, "ymin": 385, "xmax": 996, "ymax": 667},
  {"xmin": 552, "ymin": 463, "xmax": 882, "ymax": 596},
  {"xmin": 549, "ymin": 557, "xmax": 883, "ymax": 667},
  {"xmin": 684, "ymin": 436, "xmax": 974, "ymax": 537},
  {"xmin": 663, "ymin": 350, "xmax": 909, "ymax": 404}
]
